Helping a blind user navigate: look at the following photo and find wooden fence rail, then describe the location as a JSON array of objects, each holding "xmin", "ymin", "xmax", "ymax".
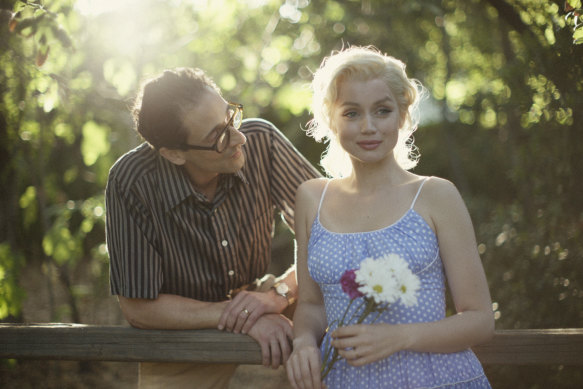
[{"xmin": 1, "ymin": 324, "xmax": 582, "ymax": 366}]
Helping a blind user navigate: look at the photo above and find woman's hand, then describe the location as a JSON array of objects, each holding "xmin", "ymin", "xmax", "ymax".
[
  {"xmin": 286, "ymin": 338, "xmax": 325, "ymax": 389},
  {"xmin": 331, "ymin": 323, "xmax": 408, "ymax": 367}
]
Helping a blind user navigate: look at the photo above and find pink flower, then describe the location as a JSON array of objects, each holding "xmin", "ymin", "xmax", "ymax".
[{"xmin": 340, "ymin": 269, "xmax": 364, "ymax": 299}]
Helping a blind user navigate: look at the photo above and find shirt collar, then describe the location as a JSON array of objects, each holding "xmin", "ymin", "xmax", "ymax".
[
  {"xmin": 234, "ymin": 169, "xmax": 249, "ymax": 186},
  {"xmin": 157, "ymin": 155, "xmax": 249, "ymax": 213},
  {"xmin": 156, "ymin": 156, "xmax": 195, "ymax": 213}
]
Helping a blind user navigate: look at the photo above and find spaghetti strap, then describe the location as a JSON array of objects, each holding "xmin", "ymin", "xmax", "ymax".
[
  {"xmin": 410, "ymin": 177, "xmax": 430, "ymax": 209},
  {"xmin": 317, "ymin": 180, "xmax": 332, "ymax": 218}
]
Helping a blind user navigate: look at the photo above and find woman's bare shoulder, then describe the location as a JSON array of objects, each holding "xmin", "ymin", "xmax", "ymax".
[
  {"xmin": 423, "ymin": 176, "xmax": 459, "ymax": 197},
  {"xmin": 420, "ymin": 176, "xmax": 471, "ymax": 225},
  {"xmin": 297, "ymin": 177, "xmax": 329, "ymax": 201}
]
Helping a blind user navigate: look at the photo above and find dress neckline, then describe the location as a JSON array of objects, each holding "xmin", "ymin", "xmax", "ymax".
[
  {"xmin": 314, "ymin": 177, "xmax": 431, "ymax": 235},
  {"xmin": 315, "ymin": 207, "xmax": 432, "ymax": 236}
]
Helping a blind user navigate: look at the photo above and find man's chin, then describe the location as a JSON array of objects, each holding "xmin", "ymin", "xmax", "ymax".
[{"xmin": 226, "ymin": 156, "xmax": 245, "ymax": 173}]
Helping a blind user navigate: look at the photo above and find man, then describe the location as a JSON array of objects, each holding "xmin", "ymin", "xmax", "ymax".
[{"xmin": 105, "ymin": 67, "xmax": 320, "ymax": 388}]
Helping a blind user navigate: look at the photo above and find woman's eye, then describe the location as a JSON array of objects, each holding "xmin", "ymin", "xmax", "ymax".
[
  {"xmin": 377, "ymin": 107, "xmax": 392, "ymax": 115},
  {"xmin": 343, "ymin": 111, "xmax": 357, "ymax": 118}
]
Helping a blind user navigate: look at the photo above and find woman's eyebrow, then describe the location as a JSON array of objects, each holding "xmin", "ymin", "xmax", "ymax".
[{"xmin": 339, "ymin": 96, "xmax": 395, "ymax": 107}]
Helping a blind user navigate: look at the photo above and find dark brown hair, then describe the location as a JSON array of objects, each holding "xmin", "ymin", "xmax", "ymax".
[{"xmin": 133, "ymin": 67, "xmax": 220, "ymax": 149}]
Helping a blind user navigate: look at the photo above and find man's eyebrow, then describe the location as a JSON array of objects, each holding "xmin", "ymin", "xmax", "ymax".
[
  {"xmin": 203, "ymin": 106, "xmax": 230, "ymax": 140},
  {"xmin": 203, "ymin": 124, "xmax": 222, "ymax": 140}
]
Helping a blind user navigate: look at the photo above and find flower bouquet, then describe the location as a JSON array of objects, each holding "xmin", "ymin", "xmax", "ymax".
[{"xmin": 320, "ymin": 253, "xmax": 421, "ymax": 380}]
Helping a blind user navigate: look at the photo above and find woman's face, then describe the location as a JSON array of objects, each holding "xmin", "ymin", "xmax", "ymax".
[{"xmin": 330, "ymin": 77, "xmax": 402, "ymax": 166}]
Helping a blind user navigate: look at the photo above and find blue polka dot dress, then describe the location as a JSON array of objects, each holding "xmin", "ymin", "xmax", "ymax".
[{"xmin": 308, "ymin": 178, "xmax": 491, "ymax": 389}]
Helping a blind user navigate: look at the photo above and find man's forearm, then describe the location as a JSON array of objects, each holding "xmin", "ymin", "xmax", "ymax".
[{"xmin": 118, "ymin": 293, "xmax": 229, "ymax": 330}]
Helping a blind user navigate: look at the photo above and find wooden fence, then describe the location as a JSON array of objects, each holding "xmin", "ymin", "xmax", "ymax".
[{"xmin": 1, "ymin": 324, "xmax": 582, "ymax": 365}]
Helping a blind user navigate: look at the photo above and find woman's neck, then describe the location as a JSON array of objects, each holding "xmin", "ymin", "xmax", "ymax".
[{"xmin": 346, "ymin": 157, "xmax": 408, "ymax": 193}]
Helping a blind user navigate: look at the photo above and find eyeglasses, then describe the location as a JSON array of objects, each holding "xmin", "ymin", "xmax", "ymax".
[{"xmin": 180, "ymin": 102, "xmax": 243, "ymax": 153}]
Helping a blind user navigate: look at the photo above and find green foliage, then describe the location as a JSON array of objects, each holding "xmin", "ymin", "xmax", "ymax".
[
  {"xmin": 0, "ymin": 0, "xmax": 113, "ymax": 321},
  {"xmin": 0, "ymin": 243, "xmax": 25, "ymax": 320},
  {"xmin": 0, "ymin": 0, "xmax": 581, "ymax": 385},
  {"xmin": 81, "ymin": 121, "xmax": 110, "ymax": 166},
  {"xmin": 565, "ymin": 0, "xmax": 583, "ymax": 44}
]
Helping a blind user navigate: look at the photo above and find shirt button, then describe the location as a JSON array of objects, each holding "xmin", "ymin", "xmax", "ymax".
[
  {"xmin": 228, "ymin": 270, "xmax": 235, "ymax": 276},
  {"xmin": 221, "ymin": 240, "xmax": 228, "ymax": 247}
]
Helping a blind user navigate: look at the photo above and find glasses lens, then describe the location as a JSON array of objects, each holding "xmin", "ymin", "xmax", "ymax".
[
  {"xmin": 232, "ymin": 108, "xmax": 242, "ymax": 130},
  {"xmin": 216, "ymin": 105, "xmax": 241, "ymax": 153}
]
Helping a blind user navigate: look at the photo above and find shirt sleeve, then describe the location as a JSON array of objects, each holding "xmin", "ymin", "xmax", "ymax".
[
  {"xmin": 269, "ymin": 124, "xmax": 322, "ymax": 231},
  {"xmin": 105, "ymin": 174, "xmax": 163, "ymax": 299}
]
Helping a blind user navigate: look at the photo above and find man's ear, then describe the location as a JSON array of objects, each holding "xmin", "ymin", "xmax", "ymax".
[{"xmin": 159, "ymin": 147, "xmax": 186, "ymax": 166}]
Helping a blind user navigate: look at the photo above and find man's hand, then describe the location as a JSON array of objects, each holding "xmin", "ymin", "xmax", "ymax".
[
  {"xmin": 246, "ymin": 313, "xmax": 293, "ymax": 369},
  {"xmin": 218, "ymin": 290, "xmax": 286, "ymax": 334}
]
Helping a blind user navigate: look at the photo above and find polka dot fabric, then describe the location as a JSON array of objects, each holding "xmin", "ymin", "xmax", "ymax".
[{"xmin": 308, "ymin": 179, "xmax": 491, "ymax": 389}]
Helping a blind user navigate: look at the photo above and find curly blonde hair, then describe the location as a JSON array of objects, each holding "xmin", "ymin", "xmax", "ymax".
[{"xmin": 307, "ymin": 46, "xmax": 424, "ymax": 178}]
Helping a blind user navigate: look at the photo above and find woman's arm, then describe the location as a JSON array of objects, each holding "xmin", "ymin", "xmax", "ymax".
[
  {"xmin": 332, "ymin": 178, "xmax": 494, "ymax": 366},
  {"xmin": 409, "ymin": 178, "xmax": 494, "ymax": 351},
  {"xmin": 286, "ymin": 180, "xmax": 328, "ymax": 389}
]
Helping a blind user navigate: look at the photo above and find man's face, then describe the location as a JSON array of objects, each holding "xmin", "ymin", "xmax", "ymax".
[{"xmin": 172, "ymin": 87, "xmax": 247, "ymax": 176}]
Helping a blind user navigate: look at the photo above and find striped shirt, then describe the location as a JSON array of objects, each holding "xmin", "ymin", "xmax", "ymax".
[{"xmin": 106, "ymin": 119, "xmax": 321, "ymax": 302}]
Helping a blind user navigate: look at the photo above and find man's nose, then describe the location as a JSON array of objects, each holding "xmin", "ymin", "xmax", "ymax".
[{"xmin": 231, "ymin": 127, "xmax": 246, "ymax": 146}]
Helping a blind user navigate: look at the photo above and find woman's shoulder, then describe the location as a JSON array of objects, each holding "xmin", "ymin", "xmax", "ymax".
[
  {"xmin": 418, "ymin": 176, "xmax": 467, "ymax": 217},
  {"xmin": 295, "ymin": 179, "xmax": 329, "ymax": 234},
  {"xmin": 297, "ymin": 177, "xmax": 329, "ymax": 197},
  {"xmin": 423, "ymin": 176, "xmax": 459, "ymax": 197},
  {"xmin": 296, "ymin": 178, "xmax": 329, "ymax": 213}
]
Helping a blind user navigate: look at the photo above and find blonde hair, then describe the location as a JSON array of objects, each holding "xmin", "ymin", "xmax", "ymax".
[{"xmin": 307, "ymin": 46, "xmax": 424, "ymax": 178}]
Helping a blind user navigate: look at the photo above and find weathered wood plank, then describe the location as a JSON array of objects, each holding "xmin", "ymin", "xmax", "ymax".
[
  {"xmin": 1, "ymin": 324, "xmax": 582, "ymax": 365},
  {"xmin": 0, "ymin": 323, "xmax": 262, "ymax": 364},
  {"xmin": 472, "ymin": 328, "xmax": 583, "ymax": 365}
]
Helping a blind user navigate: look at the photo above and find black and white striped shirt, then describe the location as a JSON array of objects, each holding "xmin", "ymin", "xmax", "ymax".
[{"xmin": 106, "ymin": 119, "xmax": 321, "ymax": 302}]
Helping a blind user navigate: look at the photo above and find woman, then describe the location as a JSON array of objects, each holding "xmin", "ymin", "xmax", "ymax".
[{"xmin": 286, "ymin": 46, "xmax": 494, "ymax": 389}]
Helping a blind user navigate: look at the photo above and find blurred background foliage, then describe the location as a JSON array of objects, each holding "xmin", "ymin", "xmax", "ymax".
[{"xmin": 0, "ymin": 0, "xmax": 582, "ymax": 387}]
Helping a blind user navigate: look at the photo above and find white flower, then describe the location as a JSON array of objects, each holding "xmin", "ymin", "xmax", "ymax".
[
  {"xmin": 396, "ymin": 267, "xmax": 421, "ymax": 307},
  {"xmin": 357, "ymin": 267, "xmax": 399, "ymax": 304},
  {"xmin": 355, "ymin": 254, "xmax": 419, "ymax": 306}
]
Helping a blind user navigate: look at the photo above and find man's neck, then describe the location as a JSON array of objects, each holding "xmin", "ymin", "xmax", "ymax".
[{"xmin": 183, "ymin": 165, "xmax": 220, "ymax": 201}]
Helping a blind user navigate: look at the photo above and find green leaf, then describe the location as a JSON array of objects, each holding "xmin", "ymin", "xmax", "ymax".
[
  {"xmin": 0, "ymin": 243, "xmax": 25, "ymax": 320},
  {"xmin": 81, "ymin": 121, "xmax": 110, "ymax": 166},
  {"xmin": 275, "ymin": 83, "xmax": 311, "ymax": 116},
  {"xmin": 102, "ymin": 58, "xmax": 136, "ymax": 97},
  {"xmin": 574, "ymin": 28, "xmax": 583, "ymax": 44},
  {"xmin": 19, "ymin": 186, "xmax": 38, "ymax": 227}
]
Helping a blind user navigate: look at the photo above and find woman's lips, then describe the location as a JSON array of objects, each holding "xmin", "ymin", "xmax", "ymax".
[{"xmin": 357, "ymin": 140, "xmax": 382, "ymax": 150}]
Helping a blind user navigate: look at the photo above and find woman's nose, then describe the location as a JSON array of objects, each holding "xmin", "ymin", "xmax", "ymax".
[{"xmin": 361, "ymin": 114, "xmax": 377, "ymax": 133}]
